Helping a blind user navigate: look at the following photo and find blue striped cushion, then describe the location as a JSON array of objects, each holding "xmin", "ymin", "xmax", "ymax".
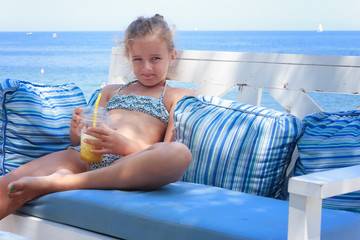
[
  {"xmin": 296, "ymin": 110, "xmax": 360, "ymax": 212},
  {"xmin": 0, "ymin": 79, "xmax": 87, "ymax": 176},
  {"xmin": 87, "ymin": 88, "xmax": 102, "ymax": 107},
  {"xmin": 174, "ymin": 96, "xmax": 302, "ymax": 198}
]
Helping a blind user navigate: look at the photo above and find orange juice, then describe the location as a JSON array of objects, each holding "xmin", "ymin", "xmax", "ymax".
[
  {"xmin": 79, "ymin": 106, "xmax": 109, "ymax": 163},
  {"xmin": 80, "ymin": 133, "xmax": 102, "ymax": 162}
]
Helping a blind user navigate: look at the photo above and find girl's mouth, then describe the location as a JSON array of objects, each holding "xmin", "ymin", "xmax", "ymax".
[{"xmin": 142, "ymin": 74, "xmax": 154, "ymax": 79}]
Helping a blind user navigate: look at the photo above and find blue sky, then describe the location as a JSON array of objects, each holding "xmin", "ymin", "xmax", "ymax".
[{"xmin": 1, "ymin": 0, "xmax": 359, "ymax": 31}]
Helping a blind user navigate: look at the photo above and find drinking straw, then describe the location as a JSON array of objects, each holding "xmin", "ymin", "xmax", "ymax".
[{"xmin": 93, "ymin": 93, "xmax": 102, "ymax": 127}]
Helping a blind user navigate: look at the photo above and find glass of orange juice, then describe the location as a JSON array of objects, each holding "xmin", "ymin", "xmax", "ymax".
[{"xmin": 80, "ymin": 106, "xmax": 110, "ymax": 162}]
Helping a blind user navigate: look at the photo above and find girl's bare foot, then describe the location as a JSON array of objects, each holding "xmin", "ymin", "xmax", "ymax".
[{"xmin": 7, "ymin": 169, "xmax": 73, "ymax": 204}]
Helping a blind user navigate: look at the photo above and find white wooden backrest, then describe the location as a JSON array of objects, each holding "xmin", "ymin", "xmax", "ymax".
[{"xmin": 108, "ymin": 47, "xmax": 360, "ymax": 119}]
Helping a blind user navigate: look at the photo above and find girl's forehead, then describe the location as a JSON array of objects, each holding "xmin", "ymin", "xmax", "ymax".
[
  {"xmin": 131, "ymin": 35, "xmax": 164, "ymax": 45},
  {"xmin": 129, "ymin": 38, "xmax": 168, "ymax": 54}
]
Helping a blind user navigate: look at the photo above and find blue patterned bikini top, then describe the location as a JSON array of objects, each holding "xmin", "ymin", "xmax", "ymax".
[{"xmin": 106, "ymin": 80, "xmax": 169, "ymax": 126}]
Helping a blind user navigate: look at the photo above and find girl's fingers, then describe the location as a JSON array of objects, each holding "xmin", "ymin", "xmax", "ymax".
[
  {"xmin": 85, "ymin": 126, "xmax": 111, "ymax": 137},
  {"xmin": 91, "ymin": 149, "xmax": 107, "ymax": 155},
  {"xmin": 74, "ymin": 107, "xmax": 83, "ymax": 115}
]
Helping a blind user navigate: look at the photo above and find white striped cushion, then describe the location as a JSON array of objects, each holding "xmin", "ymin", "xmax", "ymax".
[
  {"xmin": 296, "ymin": 110, "xmax": 360, "ymax": 212},
  {"xmin": 0, "ymin": 79, "xmax": 87, "ymax": 176},
  {"xmin": 174, "ymin": 96, "xmax": 302, "ymax": 198}
]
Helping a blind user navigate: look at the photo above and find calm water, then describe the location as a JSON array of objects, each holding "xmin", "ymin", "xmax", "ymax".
[{"xmin": 1, "ymin": 31, "xmax": 360, "ymax": 111}]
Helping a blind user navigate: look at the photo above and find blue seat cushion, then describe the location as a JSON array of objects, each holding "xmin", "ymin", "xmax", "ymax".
[
  {"xmin": 0, "ymin": 79, "xmax": 87, "ymax": 176},
  {"xmin": 174, "ymin": 96, "xmax": 302, "ymax": 199},
  {"xmin": 296, "ymin": 110, "xmax": 360, "ymax": 212},
  {"xmin": 18, "ymin": 181, "xmax": 360, "ymax": 240}
]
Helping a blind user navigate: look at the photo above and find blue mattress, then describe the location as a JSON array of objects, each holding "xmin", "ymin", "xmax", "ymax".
[{"xmin": 18, "ymin": 181, "xmax": 360, "ymax": 240}]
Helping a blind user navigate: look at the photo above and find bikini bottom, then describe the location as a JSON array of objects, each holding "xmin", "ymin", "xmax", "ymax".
[{"xmin": 68, "ymin": 145, "xmax": 123, "ymax": 171}]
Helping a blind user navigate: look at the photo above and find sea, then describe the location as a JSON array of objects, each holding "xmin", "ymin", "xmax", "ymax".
[{"xmin": 1, "ymin": 31, "xmax": 360, "ymax": 112}]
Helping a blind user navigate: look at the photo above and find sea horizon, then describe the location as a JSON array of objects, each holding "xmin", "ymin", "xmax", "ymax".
[{"xmin": 1, "ymin": 30, "xmax": 360, "ymax": 111}]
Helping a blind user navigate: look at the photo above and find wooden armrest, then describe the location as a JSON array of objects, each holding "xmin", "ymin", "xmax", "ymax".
[
  {"xmin": 287, "ymin": 165, "xmax": 360, "ymax": 240},
  {"xmin": 289, "ymin": 165, "xmax": 360, "ymax": 199}
]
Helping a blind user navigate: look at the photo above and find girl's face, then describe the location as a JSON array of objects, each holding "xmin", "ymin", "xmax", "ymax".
[{"xmin": 129, "ymin": 35, "xmax": 176, "ymax": 87}]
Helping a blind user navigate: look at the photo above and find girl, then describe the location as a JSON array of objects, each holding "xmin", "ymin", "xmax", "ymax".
[{"xmin": 0, "ymin": 14, "xmax": 193, "ymax": 219}]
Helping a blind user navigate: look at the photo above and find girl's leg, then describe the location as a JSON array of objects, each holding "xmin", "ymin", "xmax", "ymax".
[
  {"xmin": 0, "ymin": 149, "xmax": 89, "ymax": 220},
  {"xmin": 7, "ymin": 142, "xmax": 191, "ymax": 207}
]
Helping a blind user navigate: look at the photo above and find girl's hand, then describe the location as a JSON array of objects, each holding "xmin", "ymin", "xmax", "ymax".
[
  {"xmin": 83, "ymin": 125, "xmax": 126, "ymax": 155},
  {"xmin": 70, "ymin": 108, "xmax": 83, "ymax": 137}
]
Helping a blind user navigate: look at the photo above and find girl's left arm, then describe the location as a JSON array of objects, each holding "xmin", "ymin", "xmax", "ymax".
[
  {"xmin": 84, "ymin": 125, "xmax": 149, "ymax": 156},
  {"xmin": 163, "ymin": 87, "xmax": 194, "ymax": 142}
]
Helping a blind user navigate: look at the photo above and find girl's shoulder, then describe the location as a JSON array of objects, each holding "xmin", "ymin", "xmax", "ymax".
[
  {"xmin": 102, "ymin": 84, "xmax": 123, "ymax": 91},
  {"xmin": 101, "ymin": 84, "xmax": 124, "ymax": 102},
  {"xmin": 166, "ymin": 85, "xmax": 193, "ymax": 98},
  {"xmin": 164, "ymin": 85, "xmax": 194, "ymax": 107}
]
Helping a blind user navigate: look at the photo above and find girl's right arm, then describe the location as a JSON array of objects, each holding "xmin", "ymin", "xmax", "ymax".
[
  {"xmin": 163, "ymin": 87, "xmax": 194, "ymax": 142},
  {"xmin": 70, "ymin": 107, "xmax": 83, "ymax": 146}
]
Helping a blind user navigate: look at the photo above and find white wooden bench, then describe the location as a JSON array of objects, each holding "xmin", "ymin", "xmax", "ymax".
[
  {"xmin": 109, "ymin": 47, "xmax": 360, "ymax": 239},
  {"xmin": 1, "ymin": 47, "xmax": 360, "ymax": 240}
]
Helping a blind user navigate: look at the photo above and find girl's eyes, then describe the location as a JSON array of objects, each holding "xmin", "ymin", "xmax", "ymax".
[{"xmin": 132, "ymin": 57, "xmax": 161, "ymax": 62}]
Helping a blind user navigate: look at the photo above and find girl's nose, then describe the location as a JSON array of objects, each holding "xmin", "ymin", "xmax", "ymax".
[{"xmin": 144, "ymin": 61, "xmax": 152, "ymax": 70}]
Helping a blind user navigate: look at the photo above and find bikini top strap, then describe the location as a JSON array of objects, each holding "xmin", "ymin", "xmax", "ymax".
[
  {"xmin": 159, "ymin": 81, "xmax": 167, "ymax": 100},
  {"xmin": 115, "ymin": 80, "xmax": 138, "ymax": 95},
  {"xmin": 115, "ymin": 80, "xmax": 166, "ymax": 100}
]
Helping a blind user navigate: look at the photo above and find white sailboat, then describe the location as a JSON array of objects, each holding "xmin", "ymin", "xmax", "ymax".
[{"xmin": 317, "ymin": 24, "xmax": 323, "ymax": 32}]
